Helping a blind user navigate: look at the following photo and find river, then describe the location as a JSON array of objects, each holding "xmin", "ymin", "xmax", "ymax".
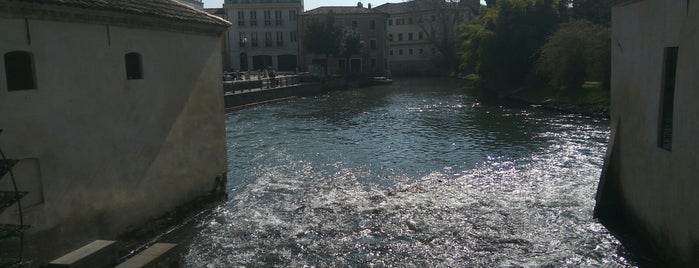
[{"xmin": 180, "ymin": 78, "xmax": 635, "ymax": 267}]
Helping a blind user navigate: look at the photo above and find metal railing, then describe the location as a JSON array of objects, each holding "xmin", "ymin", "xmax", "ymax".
[{"xmin": 223, "ymin": 72, "xmax": 300, "ymax": 94}]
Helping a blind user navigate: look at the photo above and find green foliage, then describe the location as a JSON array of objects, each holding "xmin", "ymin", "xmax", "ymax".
[
  {"xmin": 409, "ymin": 0, "xmax": 478, "ymax": 74},
  {"xmin": 571, "ymin": 0, "xmax": 611, "ymax": 25},
  {"xmin": 340, "ymin": 31, "xmax": 362, "ymax": 60},
  {"xmin": 458, "ymin": 0, "xmax": 562, "ymax": 91},
  {"xmin": 304, "ymin": 11, "xmax": 343, "ymax": 58},
  {"xmin": 538, "ymin": 20, "xmax": 610, "ymax": 90}
]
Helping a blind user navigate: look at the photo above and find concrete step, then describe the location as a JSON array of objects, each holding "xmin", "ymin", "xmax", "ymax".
[
  {"xmin": 47, "ymin": 240, "xmax": 118, "ymax": 268},
  {"xmin": 115, "ymin": 243, "xmax": 178, "ymax": 268}
]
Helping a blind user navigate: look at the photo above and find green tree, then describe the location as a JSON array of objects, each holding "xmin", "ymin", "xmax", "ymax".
[
  {"xmin": 537, "ymin": 20, "xmax": 610, "ymax": 90},
  {"xmin": 408, "ymin": 0, "xmax": 480, "ymax": 73},
  {"xmin": 458, "ymin": 0, "xmax": 562, "ymax": 91},
  {"xmin": 304, "ymin": 11, "xmax": 343, "ymax": 72},
  {"xmin": 571, "ymin": 0, "xmax": 611, "ymax": 25},
  {"xmin": 339, "ymin": 31, "xmax": 362, "ymax": 73}
]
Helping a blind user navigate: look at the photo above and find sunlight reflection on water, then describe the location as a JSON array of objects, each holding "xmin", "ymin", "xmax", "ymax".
[{"xmin": 183, "ymin": 78, "xmax": 633, "ymax": 267}]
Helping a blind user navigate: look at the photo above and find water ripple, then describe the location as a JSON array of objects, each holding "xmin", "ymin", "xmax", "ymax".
[{"xmin": 183, "ymin": 78, "xmax": 633, "ymax": 267}]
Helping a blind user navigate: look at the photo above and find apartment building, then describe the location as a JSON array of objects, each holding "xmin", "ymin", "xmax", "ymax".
[
  {"xmin": 221, "ymin": 0, "xmax": 303, "ymax": 71},
  {"xmin": 299, "ymin": 3, "xmax": 389, "ymax": 75},
  {"xmin": 375, "ymin": 0, "xmax": 478, "ymax": 75}
]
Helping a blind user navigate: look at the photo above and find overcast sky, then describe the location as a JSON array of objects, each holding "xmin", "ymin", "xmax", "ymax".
[{"xmin": 203, "ymin": 0, "xmax": 420, "ymax": 10}]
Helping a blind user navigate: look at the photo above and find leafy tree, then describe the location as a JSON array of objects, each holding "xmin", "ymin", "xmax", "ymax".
[
  {"xmin": 571, "ymin": 0, "xmax": 611, "ymax": 25},
  {"xmin": 408, "ymin": 0, "xmax": 480, "ymax": 73},
  {"xmin": 304, "ymin": 11, "xmax": 343, "ymax": 72},
  {"xmin": 586, "ymin": 24, "xmax": 611, "ymax": 90},
  {"xmin": 339, "ymin": 31, "xmax": 362, "ymax": 72},
  {"xmin": 538, "ymin": 20, "xmax": 610, "ymax": 90},
  {"xmin": 458, "ymin": 0, "xmax": 562, "ymax": 91}
]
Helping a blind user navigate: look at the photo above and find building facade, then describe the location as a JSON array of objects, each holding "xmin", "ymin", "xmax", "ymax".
[
  {"xmin": 220, "ymin": 0, "xmax": 303, "ymax": 72},
  {"xmin": 0, "ymin": 0, "xmax": 229, "ymax": 262},
  {"xmin": 595, "ymin": 0, "xmax": 699, "ymax": 265},
  {"xmin": 374, "ymin": 0, "xmax": 478, "ymax": 75},
  {"xmin": 298, "ymin": 4, "xmax": 389, "ymax": 76}
]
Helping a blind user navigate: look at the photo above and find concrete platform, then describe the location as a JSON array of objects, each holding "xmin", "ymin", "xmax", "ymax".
[
  {"xmin": 47, "ymin": 240, "xmax": 118, "ymax": 268},
  {"xmin": 115, "ymin": 243, "xmax": 178, "ymax": 268}
]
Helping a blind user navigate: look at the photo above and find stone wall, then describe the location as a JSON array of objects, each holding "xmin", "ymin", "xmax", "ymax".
[
  {"xmin": 0, "ymin": 17, "xmax": 227, "ymax": 262},
  {"xmin": 601, "ymin": 0, "xmax": 699, "ymax": 264}
]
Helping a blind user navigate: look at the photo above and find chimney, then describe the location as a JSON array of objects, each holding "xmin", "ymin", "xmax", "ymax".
[{"xmin": 357, "ymin": 2, "xmax": 363, "ymax": 7}]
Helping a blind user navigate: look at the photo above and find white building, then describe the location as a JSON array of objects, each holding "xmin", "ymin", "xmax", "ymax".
[
  {"xmin": 0, "ymin": 0, "xmax": 229, "ymax": 262},
  {"xmin": 299, "ymin": 4, "xmax": 389, "ymax": 75},
  {"xmin": 595, "ymin": 0, "xmax": 699, "ymax": 265},
  {"xmin": 374, "ymin": 0, "xmax": 478, "ymax": 75},
  {"xmin": 220, "ymin": 0, "xmax": 304, "ymax": 72}
]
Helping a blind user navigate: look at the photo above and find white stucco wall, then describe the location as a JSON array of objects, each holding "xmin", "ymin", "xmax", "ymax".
[
  {"xmin": 0, "ymin": 17, "xmax": 227, "ymax": 260},
  {"xmin": 611, "ymin": 0, "xmax": 699, "ymax": 263},
  {"xmin": 224, "ymin": 1, "xmax": 303, "ymax": 71}
]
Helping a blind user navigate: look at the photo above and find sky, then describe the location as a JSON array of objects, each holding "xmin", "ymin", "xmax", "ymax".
[{"xmin": 203, "ymin": 0, "xmax": 424, "ymax": 10}]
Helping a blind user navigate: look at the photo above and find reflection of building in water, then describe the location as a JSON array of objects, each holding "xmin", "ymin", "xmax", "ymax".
[
  {"xmin": 595, "ymin": 0, "xmax": 699, "ymax": 266},
  {"xmin": 0, "ymin": 0, "xmax": 229, "ymax": 263},
  {"xmin": 212, "ymin": 0, "xmax": 304, "ymax": 72}
]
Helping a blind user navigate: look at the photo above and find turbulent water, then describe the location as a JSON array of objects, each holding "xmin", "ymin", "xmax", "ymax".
[{"xmin": 182, "ymin": 78, "xmax": 634, "ymax": 267}]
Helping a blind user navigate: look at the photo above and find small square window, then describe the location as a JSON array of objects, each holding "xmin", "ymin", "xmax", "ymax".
[
  {"xmin": 125, "ymin": 52, "xmax": 143, "ymax": 80},
  {"xmin": 4, "ymin": 51, "xmax": 37, "ymax": 90}
]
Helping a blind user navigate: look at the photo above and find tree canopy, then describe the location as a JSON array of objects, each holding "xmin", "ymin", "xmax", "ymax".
[
  {"xmin": 538, "ymin": 20, "xmax": 609, "ymax": 90},
  {"xmin": 304, "ymin": 11, "xmax": 343, "ymax": 59},
  {"xmin": 457, "ymin": 0, "xmax": 610, "ymax": 92},
  {"xmin": 458, "ymin": 0, "xmax": 562, "ymax": 90}
]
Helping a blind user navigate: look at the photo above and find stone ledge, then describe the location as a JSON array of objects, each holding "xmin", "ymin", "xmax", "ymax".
[
  {"xmin": 47, "ymin": 240, "xmax": 118, "ymax": 268},
  {"xmin": 115, "ymin": 243, "xmax": 178, "ymax": 268}
]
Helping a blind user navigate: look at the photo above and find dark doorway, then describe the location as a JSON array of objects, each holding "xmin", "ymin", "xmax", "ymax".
[
  {"xmin": 252, "ymin": 55, "xmax": 273, "ymax": 71},
  {"xmin": 277, "ymin": 54, "xmax": 297, "ymax": 71},
  {"xmin": 350, "ymin": 59, "xmax": 362, "ymax": 73},
  {"xmin": 240, "ymin": 52, "xmax": 248, "ymax": 71}
]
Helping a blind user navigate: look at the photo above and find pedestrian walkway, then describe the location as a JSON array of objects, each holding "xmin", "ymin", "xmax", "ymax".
[{"xmin": 223, "ymin": 73, "xmax": 302, "ymax": 95}]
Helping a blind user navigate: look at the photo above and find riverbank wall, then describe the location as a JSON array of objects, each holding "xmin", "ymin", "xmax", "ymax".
[{"xmin": 224, "ymin": 80, "xmax": 353, "ymax": 109}]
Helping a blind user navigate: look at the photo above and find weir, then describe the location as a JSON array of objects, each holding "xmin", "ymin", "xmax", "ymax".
[{"xmin": 175, "ymin": 78, "xmax": 639, "ymax": 266}]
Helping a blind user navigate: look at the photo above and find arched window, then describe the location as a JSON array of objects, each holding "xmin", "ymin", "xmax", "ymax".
[
  {"xmin": 125, "ymin": 52, "xmax": 143, "ymax": 80},
  {"xmin": 4, "ymin": 51, "xmax": 36, "ymax": 91}
]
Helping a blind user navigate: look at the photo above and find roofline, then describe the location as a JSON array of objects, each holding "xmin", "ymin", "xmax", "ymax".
[
  {"xmin": 611, "ymin": 0, "xmax": 643, "ymax": 6},
  {"xmin": 301, "ymin": 7, "xmax": 390, "ymax": 16},
  {"xmin": 0, "ymin": 1, "xmax": 230, "ymax": 35}
]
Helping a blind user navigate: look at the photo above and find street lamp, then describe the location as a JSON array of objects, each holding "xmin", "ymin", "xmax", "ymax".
[{"xmin": 241, "ymin": 37, "xmax": 248, "ymax": 72}]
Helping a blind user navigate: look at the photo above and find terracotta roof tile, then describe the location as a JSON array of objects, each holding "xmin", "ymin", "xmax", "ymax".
[{"xmin": 0, "ymin": 0, "xmax": 230, "ymax": 27}]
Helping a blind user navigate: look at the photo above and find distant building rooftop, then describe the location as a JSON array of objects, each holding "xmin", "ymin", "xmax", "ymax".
[
  {"xmin": 374, "ymin": 0, "xmax": 474, "ymax": 14},
  {"xmin": 205, "ymin": 7, "xmax": 226, "ymax": 17},
  {"xmin": 303, "ymin": 6, "xmax": 388, "ymax": 16}
]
